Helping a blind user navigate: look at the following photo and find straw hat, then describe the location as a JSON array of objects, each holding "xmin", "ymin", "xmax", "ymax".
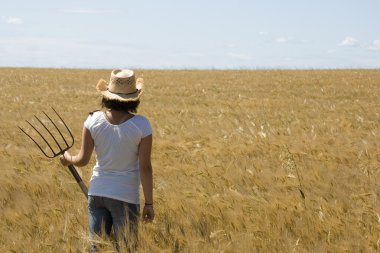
[{"xmin": 96, "ymin": 69, "xmax": 143, "ymax": 101}]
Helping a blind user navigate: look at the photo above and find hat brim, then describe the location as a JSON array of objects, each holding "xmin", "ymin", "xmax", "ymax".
[{"xmin": 96, "ymin": 78, "xmax": 143, "ymax": 102}]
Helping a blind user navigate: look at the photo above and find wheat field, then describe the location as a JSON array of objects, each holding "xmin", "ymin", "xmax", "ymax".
[{"xmin": 0, "ymin": 68, "xmax": 379, "ymax": 252}]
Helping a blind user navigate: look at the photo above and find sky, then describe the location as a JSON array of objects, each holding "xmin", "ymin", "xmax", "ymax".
[{"xmin": 0, "ymin": 0, "xmax": 379, "ymax": 69}]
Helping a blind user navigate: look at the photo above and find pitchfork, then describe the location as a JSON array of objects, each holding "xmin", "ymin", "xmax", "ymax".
[{"xmin": 19, "ymin": 108, "xmax": 88, "ymax": 199}]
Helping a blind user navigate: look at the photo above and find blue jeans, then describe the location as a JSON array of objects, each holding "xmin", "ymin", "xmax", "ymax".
[{"xmin": 88, "ymin": 196, "xmax": 140, "ymax": 252}]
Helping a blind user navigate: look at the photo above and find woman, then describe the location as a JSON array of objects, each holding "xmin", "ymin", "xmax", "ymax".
[{"xmin": 60, "ymin": 69, "xmax": 154, "ymax": 252}]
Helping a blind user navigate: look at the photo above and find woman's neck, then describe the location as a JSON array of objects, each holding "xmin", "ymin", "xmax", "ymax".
[{"xmin": 105, "ymin": 109, "xmax": 133, "ymax": 125}]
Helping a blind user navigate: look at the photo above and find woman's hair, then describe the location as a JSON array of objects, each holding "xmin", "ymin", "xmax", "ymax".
[{"xmin": 101, "ymin": 97, "xmax": 140, "ymax": 113}]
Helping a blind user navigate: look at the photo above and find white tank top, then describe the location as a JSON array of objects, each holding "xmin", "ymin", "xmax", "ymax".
[{"xmin": 84, "ymin": 111, "xmax": 152, "ymax": 204}]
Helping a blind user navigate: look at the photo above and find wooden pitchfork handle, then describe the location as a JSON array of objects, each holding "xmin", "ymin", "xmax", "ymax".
[{"xmin": 67, "ymin": 164, "xmax": 88, "ymax": 198}]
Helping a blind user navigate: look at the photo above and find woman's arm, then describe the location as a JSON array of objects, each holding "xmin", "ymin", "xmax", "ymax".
[
  {"xmin": 60, "ymin": 126, "xmax": 94, "ymax": 167},
  {"xmin": 139, "ymin": 134, "xmax": 154, "ymax": 221}
]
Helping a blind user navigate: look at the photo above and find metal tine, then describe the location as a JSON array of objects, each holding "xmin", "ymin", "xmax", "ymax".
[
  {"xmin": 42, "ymin": 111, "xmax": 70, "ymax": 148},
  {"xmin": 34, "ymin": 114, "xmax": 63, "ymax": 153},
  {"xmin": 23, "ymin": 120, "xmax": 57, "ymax": 158},
  {"xmin": 18, "ymin": 126, "xmax": 54, "ymax": 158},
  {"xmin": 51, "ymin": 107, "xmax": 75, "ymax": 148}
]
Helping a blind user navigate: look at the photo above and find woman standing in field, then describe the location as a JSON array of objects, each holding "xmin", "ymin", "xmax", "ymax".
[{"xmin": 59, "ymin": 69, "xmax": 154, "ymax": 252}]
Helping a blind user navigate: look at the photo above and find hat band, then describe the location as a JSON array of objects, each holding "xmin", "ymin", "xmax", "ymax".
[{"xmin": 107, "ymin": 88, "xmax": 138, "ymax": 95}]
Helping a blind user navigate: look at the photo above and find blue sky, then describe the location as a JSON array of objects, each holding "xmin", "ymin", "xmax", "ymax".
[{"xmin": 1, "ymin": 0, "xmax": 379, "ymax": 69}]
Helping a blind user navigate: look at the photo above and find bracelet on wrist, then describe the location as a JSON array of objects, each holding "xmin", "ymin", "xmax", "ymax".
[{"xmin": 145, "ymin": 203, "xmax": 153, "ymax": 206}]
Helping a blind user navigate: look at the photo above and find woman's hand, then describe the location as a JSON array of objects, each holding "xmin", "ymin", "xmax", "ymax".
[
  {"xmin": 59, "ymin": 127, "xmax": 94, "ymax": 167},
  {"xmin": 142, "ymin": 204, "xmax": 155, "ymax": 222},
  {"xmin": 59, "ymin": 151, "xmax": 72, "ymax": 166}
]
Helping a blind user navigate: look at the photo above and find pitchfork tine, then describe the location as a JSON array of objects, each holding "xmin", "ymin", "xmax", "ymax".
[
  {"xmin": 34, "ymin": 115, "xmax": 63, "ymax": 153},
  {"xmin": 42, "ymin": 111, "xmax": 69, "ymax": 148},
  {"xmin": 18, "ymin": 126, "xmax": 53, "ymax": 158},
  {"xmin": 51, "ymin": 107, "xmax": 74, "ymax": 147},
  {"xmin": 22, "ymin": 121, "xmax": 56, "ymax": 158}
]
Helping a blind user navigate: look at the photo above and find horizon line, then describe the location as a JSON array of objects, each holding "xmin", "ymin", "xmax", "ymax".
[{"xmin": 0, "ymin": 65, "xmax": 379, "ymax": 71}]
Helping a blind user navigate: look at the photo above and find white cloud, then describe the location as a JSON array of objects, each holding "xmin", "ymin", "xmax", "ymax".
[
  {"xmin": 0, "ymin": 36, "xmax": 126, "ymax": 68},
  {"xmin": 339, "ymin": 36, "xmax": 359, "ymax": 47},
  {"xmin": 62, "ymin": 9, "xmax": 113, "ymax": 14},
  {"xmin": 180, "ymin": 52, "xmax": 204, "ymax": 58},
  {"xmin": 224, "ymin": 44, "xmax": 236, "ymax": 48},
  {"xmin": 227, "ymin": 53, "xmax": 251, "ymax": 60},
  {"xmin": 2, "ymin": 16, "xmax": 23, "ymax": 24},
  {"xmin": 276, "ymin": 37, "xmax": 292, "ymax": 43},
  {"xmin": 368, "ymin": 40, "xmax": 380, "ymax": 51}
]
